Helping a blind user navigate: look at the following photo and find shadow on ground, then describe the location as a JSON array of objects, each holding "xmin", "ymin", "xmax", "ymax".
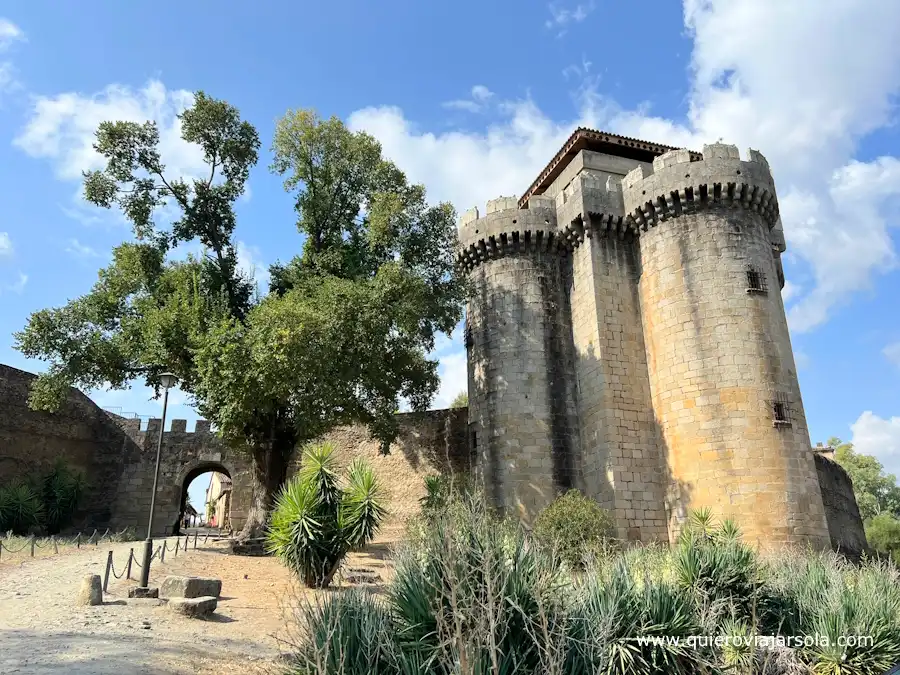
[{"xmin": 1, "ymin": 630, "xmax": 268, "ymax": 675}]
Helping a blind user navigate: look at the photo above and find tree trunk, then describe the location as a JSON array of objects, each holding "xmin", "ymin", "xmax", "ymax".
[{"xmin": 237, "ymin": 443, "xmax": 290, "ymax": 540}]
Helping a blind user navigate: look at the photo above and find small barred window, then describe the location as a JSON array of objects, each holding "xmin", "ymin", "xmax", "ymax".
[
  {"xmin": 746, "ymin": 265, "xmax": 768, "ymax": 294},
  {"xmin": 771, "ymin": 393, "xmax": 792, "ymax": 427}
]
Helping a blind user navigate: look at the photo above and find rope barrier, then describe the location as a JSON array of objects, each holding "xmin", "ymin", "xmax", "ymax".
[{"xmin": 0, "ymin": 527, "xmax": 135, "ymax": 559}]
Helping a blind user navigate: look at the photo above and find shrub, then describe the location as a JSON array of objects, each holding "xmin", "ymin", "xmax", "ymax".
[
  {"xmin": 418, "ymin": 473, "xmax": 471, "ymax": 519},
  {"xmin": 532, "ymin": 489, "xmax": 615, "ymax": 569},
  {"xmin": 36, "ymin": 460, "xmax": 85, "ymax": 534},
  {"xmin": 865, "ymin": 512, "xmax": 900, "ymax": 562},
  {"xmin": 266, "ymin": 442, "xmax": 387, "ymax": 588},
  {"xmin": 0, "ymin": 461, "xmax": 85, "ymax": 536},
  {"xmin": 0, "ymin": 482, "xmax": 44, "ymax": 535},
  {"xmin": 287, "ymin": 503, "xmax": 900, "ymax": 675}
]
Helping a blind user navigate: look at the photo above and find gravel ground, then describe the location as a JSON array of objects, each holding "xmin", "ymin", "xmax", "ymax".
[{"xmin": 0, "ymin": 534, "xmax": 397, "ymax": 674}]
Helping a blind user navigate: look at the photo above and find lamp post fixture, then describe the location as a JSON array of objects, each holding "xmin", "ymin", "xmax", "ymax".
[{"xmin": 138, "ymin": 372, "xmax": 178, "ymax": 589}]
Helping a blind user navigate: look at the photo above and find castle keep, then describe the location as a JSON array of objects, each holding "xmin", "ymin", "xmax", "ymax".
[{"xmin": 459, "ymin": 128, "xmax": 834, "ymax": 549}]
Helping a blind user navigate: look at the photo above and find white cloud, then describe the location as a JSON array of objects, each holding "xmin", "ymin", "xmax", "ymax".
[
  {"xmin": 431, "ymin": 350, "xmax": 467, "ymax": 410},
  {"xmin": 65, "ymin": 238, "xmax": 106, "ymax": 260},
  {"xmin": 1, "ymin": 272, "xmax": 27, "ymax": 294},
  {"xmin": 884, "ymin": 341, "xmax": 900, "ymax": 368},
  {"xmin": 443, "ymin": 85, "xmax": 495, "ymax": 113},
  {"xmin": 15, "ymin": 79, "xmax": 205, "ymax": 182},
  {"xmin": 0, "ymin": 232, "xmax": 11, "ymax": 256},
  {"xmin": 0, "ymin": 18, "xmax": 23, "ymax": 98},
  {"xmin": 236, "ymin": 240, "xmax": 270, "ymax": 291},
  {"xmin": 794, "ymin": 350, "xmax": 810, "ymax": 370},
  {"xmin": 546, "ymin": 2, "xmax": 595, "ymax": 34},
  {"xmin": 851, "ymin": 411, "xmax": 900, "ymax": 480},
  {"xmin": 781, "ymin": 280, "xmax": 801, "ymax": 304},
  {"xmin": 350, "ymin": 0, "xmax": 900, "ymax": 336},
  {"xmin": 0, "ymin": 18, "xmax": 24, "ymax": 49}
]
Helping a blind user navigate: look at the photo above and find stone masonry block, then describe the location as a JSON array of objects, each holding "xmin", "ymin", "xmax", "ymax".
[
  {"xmin": 76, "ymin": 574, "xmax": 103, "ymax": 606},
  {"xmin": 167, "ymin": 596, "xmax": 218, "ymax": 618},
  {"xmin": 160, "ymin": 576, "xmax": 222, "ymax": 599}
]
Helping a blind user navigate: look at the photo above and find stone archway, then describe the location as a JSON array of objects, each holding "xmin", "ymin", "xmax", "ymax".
[{"xmin": 175, "ymin": 460, "xmax": 236, "ymax": 536}]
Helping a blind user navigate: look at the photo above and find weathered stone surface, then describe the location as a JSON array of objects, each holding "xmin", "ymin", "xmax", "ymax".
[
  {"xmin": 159, "ymin": 576, "xmax": 222, "ymax": 599},
  {"xmin": 167, "ymin": 596, "xmax": 217, "ymax": 618},
  {"xmin": 0, "ymin": 361, "xmax": 469, "ymax": 535},
  {"xmin": 128, "ymin": 586, "xmax": 159, "ymax": 599},
  {"xmin": 76, "ymin": 574, "xmax": 102, "ymax": 606}
]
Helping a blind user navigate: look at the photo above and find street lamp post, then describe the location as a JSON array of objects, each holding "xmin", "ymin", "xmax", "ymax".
[{"xmin": 138, "ymin": 372, "xmax": 178, "ymax": 589}]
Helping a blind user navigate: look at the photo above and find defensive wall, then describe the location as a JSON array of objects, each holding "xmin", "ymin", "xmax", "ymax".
[{"xmin": 0, "ymin": 363, "xmax": 470, "ymax": 536}]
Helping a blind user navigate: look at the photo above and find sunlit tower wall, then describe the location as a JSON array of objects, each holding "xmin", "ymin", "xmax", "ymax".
[
  {"xmin": 457, "ymin": 197, "xmax": 581, "ymax": 521},
  {"xmin": 623, "ymin": 144, "xmax": 830, "ymax": 548},
  {"xmin": 537, "ymin": 149, "xmax": 670, "ymax": 543}
]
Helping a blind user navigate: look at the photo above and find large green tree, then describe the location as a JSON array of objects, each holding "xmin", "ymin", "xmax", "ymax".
[
  {"xmin": 15, "ymin": 97, "xmax": 464, "ymax": 538},
  {"xmin": 830, "ymin": 437, "xmax": 900, "ymax": 520}
]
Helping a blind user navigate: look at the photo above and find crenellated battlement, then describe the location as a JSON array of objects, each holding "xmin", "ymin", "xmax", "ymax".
[
  {"xmin": 114, "ymin": 416, "xmax": 215, "ymax": 437},
  {"xmin": 622, "ymin": 143, "xmax": 780, "ymax": 231},
  {"xmin": 456, "ymin": 197, "xmax": 561, "ymax": 271}
]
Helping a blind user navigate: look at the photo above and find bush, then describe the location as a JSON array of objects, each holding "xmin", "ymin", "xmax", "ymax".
[
  {"xmin": 532, "ymin": 489, "xmax": 615, "ymax": 569},
  {"xmin": 266, "ymin": 442, "xmax": 387, "ymax": 588},
  {"xmin": 865, "ymin": 512, "xmax": 900, "ymax": 562},
  {"xmin": 0, "ymin": 482, "xmax": 44, "ymax": 535},
  {"xmin": 287, "ymin": 503, "xmax": 900, "ymax": 675},
  {"xmin": 0, "ymin": 461, "xmax": 85, "ymax": 536}
]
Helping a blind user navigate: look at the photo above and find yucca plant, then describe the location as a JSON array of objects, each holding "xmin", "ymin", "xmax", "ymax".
[
  {"xmin": 675, "ymin": 508, "xmax": 761, "ymax": 619},
  {"xmin": 290, "ymin": 589, "xmax": 396, "ymax": 674},
  {"xmin": 38, "ymin": 460, "xmax": 85, "ymax": 534},
  {"xmin": 266, "ymin": 442, "xmax": 387, "ymax": 588},
  {"xmin": 0, "ymin": 482, "xmax": 44, "ymax": 535}
]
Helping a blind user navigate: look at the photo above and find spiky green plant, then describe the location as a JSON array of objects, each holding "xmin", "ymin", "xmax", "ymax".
[
  {"xmin": 0, "ymin": 482, "xmax": 44, "ymax": 535},
  {"xmin": 675, "ymin": 509, "xmax": 761, "ymax": 618},
  {"xmin": 38, "ymin": 460, "xmax": 85, "ymax": 534},
  {"xmin": 266, "ymin": 443, "xmax": 387, "ymax": 588}
]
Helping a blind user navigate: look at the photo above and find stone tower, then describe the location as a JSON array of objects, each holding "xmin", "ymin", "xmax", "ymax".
[{"xmin": 458, "ymin": 128, "xmax": 832, "ymax": 550}]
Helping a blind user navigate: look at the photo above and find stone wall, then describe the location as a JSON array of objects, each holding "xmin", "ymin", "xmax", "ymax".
[
  {"xmin": 1, "ymin": 363, "xmax": 471, "ymax": 535},
  {"xmin": 814, "ymin": 452, "xmax": 869, "ymax": 558},
  {"xmin": 0, "ymin": 364, "xmax": 137, "ymax": 529}
]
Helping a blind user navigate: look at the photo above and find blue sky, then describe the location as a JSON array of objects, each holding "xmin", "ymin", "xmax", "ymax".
[{"xmin": 1, "ymin": 0, "xmax": 900, "ymax": 510}]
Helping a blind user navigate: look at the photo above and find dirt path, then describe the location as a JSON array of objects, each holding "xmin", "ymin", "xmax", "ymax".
[{"xmin": 0, "ymin": 534, "xmax": 398, "ymax": 674}]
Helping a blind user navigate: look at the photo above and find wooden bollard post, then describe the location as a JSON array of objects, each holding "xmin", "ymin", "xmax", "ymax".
[
  {"xmin": 103, "ymin": 550, "xmax": 113, "ymax": 592},
  {"xmin": 160, "ymin": 542, "xmax": 166, "ymax": 563},
  {"xmin": 175, "ymin": 538, "xmax": 180, "ymax": 557},
  {"xmin": 126, "ymin": 548, "xmax": 134, "ymax": 580},
  {"xmin": 30, "ymin": 537, "xmax": 35, "ymax": 557},
  {"xmin": 52, "ymin": 536, "xmax": 59, "ymax": 555},
  {"xmin": 193, "ymin": 532, "xmax": 198, "ymax": 549}
]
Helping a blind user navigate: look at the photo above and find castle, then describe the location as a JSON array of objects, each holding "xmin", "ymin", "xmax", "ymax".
[{"xmin": 458, "ymin": 128, "xmax": 859, "ymax": 550}]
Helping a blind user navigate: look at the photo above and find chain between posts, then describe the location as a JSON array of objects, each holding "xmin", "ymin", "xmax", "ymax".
[{"xmin": 101, "ymin": 531, "xmax": 218, "ymax": 591}]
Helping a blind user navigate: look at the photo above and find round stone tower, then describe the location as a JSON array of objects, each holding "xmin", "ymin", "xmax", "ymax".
[
  {"xmin": 622, "ymin": 144, "xmax": 830, "ymax": 548},
  {"xmin": 457, "ymin": 196, "xmax": 580, "ymax": 521}
]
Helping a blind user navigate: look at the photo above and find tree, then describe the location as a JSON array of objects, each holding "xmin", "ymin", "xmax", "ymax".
[
  {"xmin": 15, "ymin": 98, "xmax": 464, "ymax": 539},
  {"xmin": 266, "ymin": 442, "xmax": 386, "ymax": 587},
  {"xmin": 830, "ymin": 437, "xmax": 900, "ymax": 520},
  {"xmin": 449, "ymin": 390, "xmax": 467, "ymax": 409},
  {"xmin": 865, "ymin": 512, "xmax": 900, "ymax": 562}
]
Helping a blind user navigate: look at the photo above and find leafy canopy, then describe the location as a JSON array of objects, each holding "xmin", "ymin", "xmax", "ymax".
[
  {"xmin": 831, "ymin": 437, "xmax": 900, "ymax": 520},
  {"xmin": 15, "ymin": 98, "xmax": 465, "ymax": 459}
]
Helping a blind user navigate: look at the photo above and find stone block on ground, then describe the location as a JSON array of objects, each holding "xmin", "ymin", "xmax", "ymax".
[
  {"xmin": 167, "ymin": 596, "xmax": 218, "ymax": 618},
  {"xmin": 128, "ymin": 586, "xmax": 159, "ymax": 599},
  {"xmin": 159, "ymin": 575, "xmax": 222, "ymax": 599},
  {"xmin": 76, "ymin": 574, "xmax": 102, "ymax": 605}
]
